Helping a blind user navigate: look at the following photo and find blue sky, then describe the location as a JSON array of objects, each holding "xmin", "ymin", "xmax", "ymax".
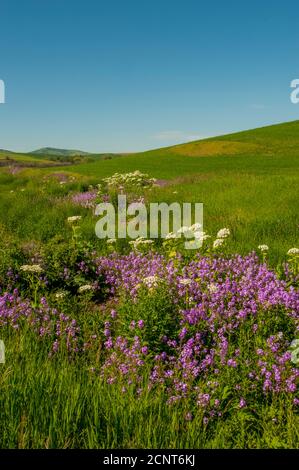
[{"xmin": 0, "ymin": 0, "xmax": 299, "ymax": 152}]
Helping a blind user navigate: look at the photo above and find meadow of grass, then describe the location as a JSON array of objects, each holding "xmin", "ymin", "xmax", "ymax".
[
  {"xmin": 1, "ymin": 121, "xmax": 298, "ymax": 262},
  {"xmin": 0, "ymin": 120, "xmax": 298, "ymax": 449}
]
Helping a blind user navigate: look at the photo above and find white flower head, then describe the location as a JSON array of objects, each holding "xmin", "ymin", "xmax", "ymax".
[
  {"xmin": 217, "ymin": 228, "xmax": 230, "ymax": 239},
  {"xmin": 194, "ymin": 231, "xmax": 211, "ymax": 241},
  {"xmin": 143, "ymin": 275, "xmax": 160, "ymax": 288},
  {"xmin": 55, "ymin": 291, "xmax": 66, "ymax": 299},
  {"xmin": 190, "ymin": 223, "xmax": 202, "ymax": 232},
  {"xmin": 20, "ymin": 264, "xmax": 43, "ymax": 274},
  {"xmin": 67, "ymin": 215, "xmax": 82, "ymax": 223},
  {"xmin": 107, "ymin": 238, "xmax": 117, "ymax": 244},
  {"xmin": 213, "ymin": 238, "xmax": 224, "ymax": 249},
  {"xmin": 208, "ymin": 283, "xmax": 218, "ymax": 294},
  {"xmin": 179, "ymin": 278, "xmax": 192, "ymax": 286},
  {"xmin": 258, "ymin": 245, "xmax": 269, "ymax": 253},
  {"xmin": 78, "ymin": 284, "xmax": 94, "ymax": 293},
  {"xmin": 290, "ymin": 339, "xmax": 299, "ymax": 349},
  {"xmin": 287, "ymin": 248, "xmax": 299, "ymax": 256},
  {"xmin": 291, "ymin": 349, "xmax": 299, "ymax": 365}
]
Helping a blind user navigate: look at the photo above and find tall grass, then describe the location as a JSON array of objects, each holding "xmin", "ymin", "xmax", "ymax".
[{"xmin": 1, "ymin": 327, "xmax": 298, "ymax": 449}]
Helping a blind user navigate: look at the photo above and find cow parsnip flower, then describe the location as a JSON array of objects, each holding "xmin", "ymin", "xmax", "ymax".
[
  {"xmin": 20, "ymin": 264, "xmax": 43, "ymax": 274},
  {"xmin": 217, "ymin": 228, "xmax": 230, "ymax": 239},
  {"xmin": 258, "ymin": 245, "xmax": 269, "ymax": 253}
]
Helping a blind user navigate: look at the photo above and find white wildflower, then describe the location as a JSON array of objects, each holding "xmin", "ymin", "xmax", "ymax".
[
  {"xmin": 258, "ymin": 245, "xmax": 269, "ymax": 253},
  {"xmin": 143, "ymin": 275, "xmax": 160, "ymax": 288},
  {"xmin": 129, "ymin": 237, "xmax": 154, "ymax": 249},
  {"xmin": 55, "ymin": 291, "xmax": 66, "ymax": 299},
  {"xmin": 290, "ymin": 339, "xmax": 299, "ymax": 349},
  {"xmin": 213, "ymin": 238, "xmax": 224, "ymax": 249},
  {"xmin": 217, "ymin": 228, "xmax": 230, "ymax": 239},
  {"xmin": 78, "ymin": 284, "xmax": 94, "ymax": 293},
  {"xmin": 287, "ymin": 248, "xmax": 299, "ymax": 256},
  {"xmin": 20, "ymin": 264, "xmax": 43, "ymax": 274},
  {"xmin": 291, "ymin": 349, "xmax": 299, "ymax": 365},
  {"xmin": 207, "ymin": 283, "xmax": 218, "ymax": 294},
  {"xmin": 190, "ymin": 223, "xmax": 202, "ymax": 232},
  {"xmin": 107, "ymin": 238, "xmax": 117, "ymax": 244},
  {"xmin": 194, "ymin": 231, "xmax": 211, "ymax": 241},
  {"xmin": 67, "ymin": 215, "xmax": 82, "ymax": 223},
  {"xmin": 179, "ymin": 278, "xmax": 192, "ymax": 286}
]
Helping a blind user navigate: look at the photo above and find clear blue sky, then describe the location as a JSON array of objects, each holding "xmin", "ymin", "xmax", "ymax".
[{"xmin": 0, "ymin": 0, "xmax": 299, "ymax": 153}]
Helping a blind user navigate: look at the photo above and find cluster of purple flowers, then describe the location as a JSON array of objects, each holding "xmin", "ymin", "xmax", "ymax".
[
  {"xmin": 1, "ymin": 249, "xmax": 298, "ymax": 420},
  {"xmin": 0, "ymin": 289, "xmax": 80, "ymax": 354},
  {"xmin": 96, "ymin": 251, "xmax": 299, "ymax": 415},
  {"xmin": 70, "ymin": 191, "xmax": 97, "ymax": 209}
]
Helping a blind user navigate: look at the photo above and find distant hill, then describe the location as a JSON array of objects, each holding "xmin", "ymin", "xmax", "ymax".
[
  {"xmin": 0, "ymin": 148, "xmax": 15, "ymax": 154},
  {"xmin": 3, "ymin": 120, "xmax": 299, "ymax": 162},
  {"xmin": 156, "ymin": 120, "xmax": 299, "ymax": 157},
  {"xmin": 30, "ymin": 147, "xmax": 91, "ymax": 157}
]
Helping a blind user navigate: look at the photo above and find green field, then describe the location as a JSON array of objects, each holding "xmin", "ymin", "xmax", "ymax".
[
  {"xmin": 0, "ymin": 120, "xmax": 298, "ymax": 449},
  {"xmin": 1, "ymin": 120, "xmax": 298, "ymax": 263}
]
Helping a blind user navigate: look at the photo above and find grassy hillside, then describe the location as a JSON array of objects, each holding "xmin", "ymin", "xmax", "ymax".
[
  {"xmin": 0, "ymin": 120, "xmax": 298, "ymax": 262},
  {"xmin": 20, "ymin": 119, "xmax": 295, "ymax": 262},
  {"xmin": 0, "ymin": 150, "xmax": 52, "ymax": 163},
  {"xmin": 30, "ymin": 147, "xmax": 91, "ymax": 157},
  {"xmin": 53, "ymin": 120, "xmax": 299, "ymax": 178}
]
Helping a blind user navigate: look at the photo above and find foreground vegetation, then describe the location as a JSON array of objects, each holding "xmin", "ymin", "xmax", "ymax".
[{"xmin": 0, "ymin": 121, "xmax": 298, "ymax": 448}]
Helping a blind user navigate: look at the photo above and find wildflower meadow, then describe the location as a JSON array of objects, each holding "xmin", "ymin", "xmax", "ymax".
[{"xmin": 0, "ymin": 122, "xmax": 299, "ymax": 449}]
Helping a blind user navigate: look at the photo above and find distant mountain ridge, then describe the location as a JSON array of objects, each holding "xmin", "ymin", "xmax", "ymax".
[{"xmin": 30, "ymin": 147, "xmax": 91, "ymax": 157}]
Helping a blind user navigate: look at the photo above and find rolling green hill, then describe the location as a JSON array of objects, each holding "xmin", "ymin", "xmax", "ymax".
[
  {"xmin": 30, "ymin": 147, "xmax": 91, "ymax": 157},
  {"xmin": 47, "ymin": 120, "xmax": 299, "ymax": 179},
  {"xmin": 0, "ymin": 120, "xmax": 298, "ymax": 262},
  {"xmin": 41, "ymin": 120, "xmax": 299, "ymax": 260}
]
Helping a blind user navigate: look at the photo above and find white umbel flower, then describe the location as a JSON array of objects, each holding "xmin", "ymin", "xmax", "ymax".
[
  {"xmin": 20, "ymin": 264, "xmax": 43, "ymax": 274},
  {"xmin": 194, "ymin": 231, "xmax": 211, "ymax": 241},
  {"xmin": 78, "ymin": 284, "xmax": 94, "ymax": 293},
  {"xmin": 258, "ymin": 245, "xmax": 269, "ymax": 253},
  {"xmin": 55, "ymin": 291, "xmax": 66, "ymax": 299},
  {"xmin": 179, "ymin": 278, "xmax": 192, "ymax": 286},
  {"xmin": 207, "ymin": 283, "xmax": 218, "ymax": 294},
  {"xmin": 190, "ymin": 223, "xmax": 202, "ymax": 232},
  {"xmin": 213, "ymin": 238, "xmax": 224, "ymax": 249},
  {"xmin": 217, "ymin": 228, "xmax": 230, "ymax": 239},
  {"xmin": 287, "ymin": 248, "xmax": 299, "ymax": 256},
  {"xmin": 67, "ymin": 215, "xmax": 82, "ymax": 223},
  {"xmin": 143, "ymin": 275, "xmax": 160, "ymax": 288},
  {"xmin": 107, "ymin": 238, "xmax": 117, "ymax": 244}
]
